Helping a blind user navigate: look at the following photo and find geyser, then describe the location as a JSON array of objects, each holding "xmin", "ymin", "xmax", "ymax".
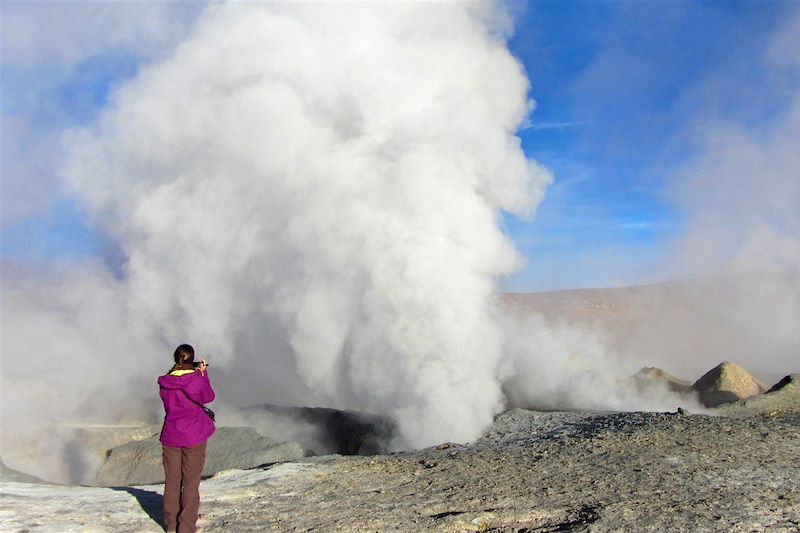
[
  {"xmin": 3, "ymin": 1, "xmax": 552, "ymax": 460},
  {"xmin": 5, "ymin": 3, "xmax": 798, "ymax": 486}
]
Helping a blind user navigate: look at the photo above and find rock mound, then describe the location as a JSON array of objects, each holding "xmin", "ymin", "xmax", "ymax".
[
  {"xmin": 715, "ymin": 373, "xmax": 800, "ymax": 417},
  {"xmin": 0, "ymin": 459, "xmax": 47, "ymax": 484},
  {"xmin": 692, "ymin": 361, "xmax": 767, "ymax": 407},
  {"xmin": 633, "ymin": 367, "xmax": 693, "ymax": 394},
  {"xmin": 94, "ymin": 427, "xmax": 305, "ymax": 486},
  {"xmin": 766, "ymin": 373, "xmax": 800, "ymax": 394}
]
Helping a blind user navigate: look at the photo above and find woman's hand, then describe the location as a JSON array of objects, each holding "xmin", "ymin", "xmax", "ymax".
[{"xmin": 197, "ymin": 359, "xmax": 209, "ymax": 375}]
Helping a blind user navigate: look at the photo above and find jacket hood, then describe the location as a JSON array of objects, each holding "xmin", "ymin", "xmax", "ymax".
[{"xmin": 158, "ymin": 370, "xmax": 197, "ymax": 391}]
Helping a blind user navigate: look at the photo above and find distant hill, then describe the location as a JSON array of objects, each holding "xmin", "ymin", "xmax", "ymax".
[
  {"xmin": 500, "ymin": 278, "xmax": 794, "ymax": 386},
  {"xmin": 501, "ymin": 280, "xmax": 692, "ymax": 324}
]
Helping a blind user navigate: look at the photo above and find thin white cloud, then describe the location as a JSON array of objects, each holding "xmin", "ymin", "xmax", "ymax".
[{"xmin": 525, "ymin": 120, "xmax": 592, "ymax": 131}]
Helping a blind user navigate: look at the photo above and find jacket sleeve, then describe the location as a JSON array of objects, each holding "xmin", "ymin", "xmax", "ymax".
[{"xmin": 185, "ymin": 371, "xmax": 216, "ymax": 405}]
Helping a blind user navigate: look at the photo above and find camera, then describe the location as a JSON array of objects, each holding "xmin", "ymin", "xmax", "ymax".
[{"xmin": 192, "ymin": 361, "xmax": 209, "ymax": 368}]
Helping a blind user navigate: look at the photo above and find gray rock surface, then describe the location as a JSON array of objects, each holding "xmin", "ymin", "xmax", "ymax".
[
  {"xmin": 2, "ymin": 382, "xmax": 798, "ymax": 531},
  {"xmin": 94, "ymin": 427, "xmax": 306, "ymax": 486}
]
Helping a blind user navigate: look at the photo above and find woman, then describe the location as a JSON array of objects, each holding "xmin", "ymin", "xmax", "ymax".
[{"xmin": 158, "ymin": 344, "xmax": 216, "ymax": 533}]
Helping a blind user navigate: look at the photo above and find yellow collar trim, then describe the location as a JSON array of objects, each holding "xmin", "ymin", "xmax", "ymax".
[{"xmin": 169, "ymin": 369, "xmax": 196, "ymax": 376}]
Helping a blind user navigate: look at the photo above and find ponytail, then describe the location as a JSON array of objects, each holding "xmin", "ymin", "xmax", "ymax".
[{"xmin": 169, "ymin": 343, "xmax": 195, "ymax": 373}]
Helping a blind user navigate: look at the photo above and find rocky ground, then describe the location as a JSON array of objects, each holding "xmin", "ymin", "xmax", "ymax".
[{"xmin": 2, "ymin": 376, "xmax": 799, "ymax": 532}]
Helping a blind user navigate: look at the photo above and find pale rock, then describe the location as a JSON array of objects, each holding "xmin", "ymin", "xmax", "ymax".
[{"xmin": 94, "ymin": 427, "xmax": 305, "ymax": 486}]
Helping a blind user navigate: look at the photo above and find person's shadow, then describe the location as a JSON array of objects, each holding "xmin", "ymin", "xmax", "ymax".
[{"xmin": 111, "ymin": 487, "xmax": 165, "ymax": 530}]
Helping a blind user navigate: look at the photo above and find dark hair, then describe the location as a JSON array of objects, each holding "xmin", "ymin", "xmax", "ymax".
[{"xmin": 170, "ymin": 344, "xmax": 195, "ymax": 372}]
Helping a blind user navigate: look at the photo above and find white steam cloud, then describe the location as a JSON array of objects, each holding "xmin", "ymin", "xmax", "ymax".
[
  {"xmin": 4, "ymin": 1, "xmax": 551, "ymax": 459},
  {"xmin": 0, "ymin": 2, "xmax": 202, "ymax": 225}
]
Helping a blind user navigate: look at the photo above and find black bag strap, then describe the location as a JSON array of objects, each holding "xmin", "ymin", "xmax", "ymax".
[{"xmin": 181, "ymin": 388, "xmax": 215, "ymax": 422}]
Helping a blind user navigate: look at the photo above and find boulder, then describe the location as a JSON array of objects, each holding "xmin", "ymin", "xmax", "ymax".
[
  {"xmin": 692, "ymin": 361, "xmax": 767, "ymax": 407},
  {"xmin": 70, "ymin": 425, "xmax": 162, "ymax": 483},
  {"xmin": 94, "ymin": 427, "xmax": 306, "ymax": 486}
]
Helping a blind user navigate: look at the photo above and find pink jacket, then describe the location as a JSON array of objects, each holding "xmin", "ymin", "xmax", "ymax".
[{"xmin": 158, "ymin": 368, "xmax": 216, "ymax": 448}]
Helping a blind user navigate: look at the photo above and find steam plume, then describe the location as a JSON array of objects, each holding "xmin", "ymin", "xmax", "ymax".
[{"xmin": 14, "ymin": 3, "xmax": 551, "ymax": 450}]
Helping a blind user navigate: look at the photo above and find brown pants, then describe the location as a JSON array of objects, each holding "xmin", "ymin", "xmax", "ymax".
[{"xmin": 162, "ymin": 441, "xmax": 207, "ymax": 533}]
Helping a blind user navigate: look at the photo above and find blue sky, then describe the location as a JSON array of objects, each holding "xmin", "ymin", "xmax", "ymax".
[
  {"xmin": 501, "ymin": 0, "xmax": 798, "ymax": 290},
  {"xmin": 2, "ymin": 1, "xmax": 798, "ymax": 292}
]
